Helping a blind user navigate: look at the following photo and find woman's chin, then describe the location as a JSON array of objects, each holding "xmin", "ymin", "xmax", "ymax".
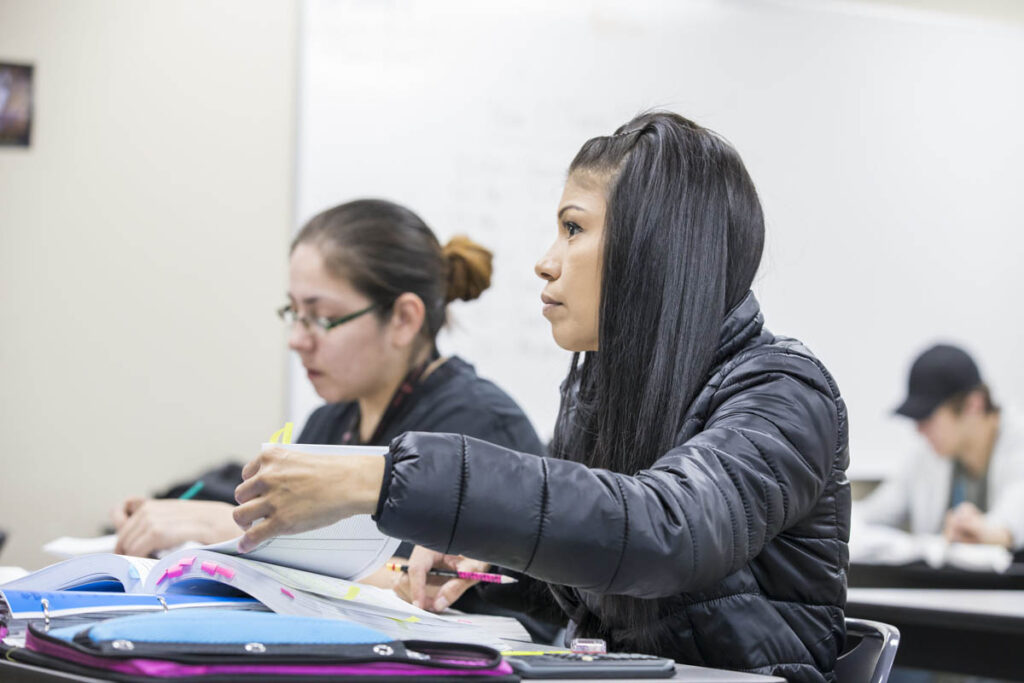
[
  {"xmin": 550, "ymin": 327, "xmax": 597, "ymax": 354},
  {"xmin": 312, "ymin": 383, "xmax": 349, "ymax": 404}
]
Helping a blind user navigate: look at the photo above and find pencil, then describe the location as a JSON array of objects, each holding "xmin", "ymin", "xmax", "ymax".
[
  {"xmin": 385, "ymin": 562, "xmax": 518, "ymax": 584},
  {"xmin": 179, "ymin": 481, "xmax": 205, "ymax": 500}
]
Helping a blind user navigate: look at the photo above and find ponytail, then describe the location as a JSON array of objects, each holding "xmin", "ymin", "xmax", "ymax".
[{"xmin": 442, "ymin": 235, "xmax": 493, "ymax": 303}]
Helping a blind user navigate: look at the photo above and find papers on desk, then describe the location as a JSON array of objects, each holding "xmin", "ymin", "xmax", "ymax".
[
  {"xmin": 208, "ymin": 442, "xmax": 400, "ymax": 581},
  {"xmin": 849, "ymin": 521, "xmax": 1013, "ymax": 572},
  {"xmin": 0, "ymin": 549, "xmax": 525, "ymax": 650},
  {"xmin": 1, "ymin": 440, "xmax": 526, "ymax": 651},
  {"xmin": 147, "ymin": 550, "xmax": 520, "ymax": 649},
  {"xmin": 203, "ymin": 514, "xmax": 399, "ymax": 582}
]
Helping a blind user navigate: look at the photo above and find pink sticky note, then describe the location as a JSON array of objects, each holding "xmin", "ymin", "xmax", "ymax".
[
  {"xmin": 155, "ymin": 570, "xmax": 170, "ymax": 586},
  {"xmin": 178, "ymin": 556, "xmax": 196, "ymax": 568},
  {"xmin": 280, "ymin": 588, "xmax": 295, "ymax": 599},
  {"xmin": 215, "ymin": 566, "xmax": 235, "ymax": 580},
  {"xmin": 201, "ymin": 562, "xmax": 218, "ymax": 576}
]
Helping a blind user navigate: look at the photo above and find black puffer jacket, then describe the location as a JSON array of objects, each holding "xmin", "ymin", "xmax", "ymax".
[{"xmin": 376, "ymin": 293, "xmax": 850, "ymax": 683}]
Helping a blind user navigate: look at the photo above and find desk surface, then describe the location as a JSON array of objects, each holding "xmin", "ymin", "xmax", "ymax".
[
  {"xmin": 846, "ymin": 588, "xmax": 1024, "ymax": 680},
  {"xmin": 849, "ymin": 560, "xmax": 1024, "ymax": 589},
  {"xmin": 847, "ymin": 587, "xmax": 1024, "ymax": 634}
]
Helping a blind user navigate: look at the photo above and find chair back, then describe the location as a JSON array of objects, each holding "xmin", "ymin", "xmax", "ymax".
[{"xmin": 834, "ymin": 618, "xmax": 900, "ymax": 683}]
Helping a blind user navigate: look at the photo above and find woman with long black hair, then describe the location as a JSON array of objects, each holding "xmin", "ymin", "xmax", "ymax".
[{"xmin": 233, "ymin": 112, "xmax": 851, "ymax": 683}]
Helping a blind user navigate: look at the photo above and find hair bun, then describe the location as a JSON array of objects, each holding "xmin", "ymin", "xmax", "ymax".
[{"xmin": 443, "ymin": 235, "xmax": 493, "ymax": 303}]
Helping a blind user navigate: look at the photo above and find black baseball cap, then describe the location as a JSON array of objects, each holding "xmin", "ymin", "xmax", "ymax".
[{"xmin": 894, "ymin": 344, "xmax": 982, "ymax": 420}]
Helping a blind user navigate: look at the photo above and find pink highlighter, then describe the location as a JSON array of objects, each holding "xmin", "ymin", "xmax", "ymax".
[{"xmin": 385, "ymin": 562, "xmax": 518, "ymax": 585}]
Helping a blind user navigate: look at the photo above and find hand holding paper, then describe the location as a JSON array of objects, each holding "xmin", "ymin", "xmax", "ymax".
[{"xmin": 233, "ymin": 446, "xmax": 387, "ymax": 553}]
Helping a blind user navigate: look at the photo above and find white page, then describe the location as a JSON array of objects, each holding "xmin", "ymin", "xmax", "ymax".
[
  {"xmin": 208, "ymin": 443, "xmax": 399, "ymax": 580},
  {"xmin": 0, "ymin": 555, "xmax": 158, "ymax": 592},
  {"xmin": 148, "ymin": 551, "xmax": 514, "ymax": 649}
]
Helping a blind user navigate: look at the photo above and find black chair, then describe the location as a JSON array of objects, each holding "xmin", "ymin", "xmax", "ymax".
[{"xmin": 835, "ymin": 618, "xmax": 900, "ymax": 683}]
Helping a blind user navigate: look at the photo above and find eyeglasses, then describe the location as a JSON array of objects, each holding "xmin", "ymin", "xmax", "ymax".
[{"xmin": 277, "ymin": 303, "xmax": 378, "ymax": 333}]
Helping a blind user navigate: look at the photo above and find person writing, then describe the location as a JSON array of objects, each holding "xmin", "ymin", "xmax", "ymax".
[
  {"xmin": 112, "ymin": 199, "xmax": 545, "ymax": 558},
  {"xmin": 112, "ymin": 198, "xmax": 562, "ymax": 640},
  {"xmin": 857, "ymin": 343, "xmax": 1024, "ymax": 549},
  {"xmin": 233, "ymin": 112, "xmax": 851, "ymax": 683}
]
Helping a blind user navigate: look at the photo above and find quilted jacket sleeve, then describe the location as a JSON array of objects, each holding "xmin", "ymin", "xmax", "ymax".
[{"xmin": 375, "ymin": 350, "xmax": 841, "ymax": 598}]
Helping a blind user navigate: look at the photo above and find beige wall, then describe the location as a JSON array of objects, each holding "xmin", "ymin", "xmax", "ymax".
[
  {"xmin": 857, "ymin": 0, "xmax": 1024, "ymax": 24},
  {"xmin": 0, "ymin": 0, "xmax": 297, "ymax": 569}
]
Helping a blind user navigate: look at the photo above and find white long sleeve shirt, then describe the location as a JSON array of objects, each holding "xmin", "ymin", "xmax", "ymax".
[{"xmin": 855, "ymin": 408, "xmax": 1024, "ymax": 550}]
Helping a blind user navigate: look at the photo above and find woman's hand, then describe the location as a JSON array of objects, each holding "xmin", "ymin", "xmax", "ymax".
[
  {"xmin": 113, "ymin": 499, "xmax": 239, "ymax": 557},
  {"xmin": 233, "ymin": 447, "xmax": 385, "ymax": 553},
  {"xmin": 392, "ymin": 545, "xmax": 488, "ymax": 612}
]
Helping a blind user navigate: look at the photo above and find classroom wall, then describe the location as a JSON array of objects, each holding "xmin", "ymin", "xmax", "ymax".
[
  {"xmin": 292, "ymin": 0, "xmax": 1024, "ymax": 481},
  {"xmin": 2, "ymin": 0, "xmax": 1022, "ymax": 571},
  {"xmin": 0, "ymin": 0, "xmax": 297, "ymax": 569}
]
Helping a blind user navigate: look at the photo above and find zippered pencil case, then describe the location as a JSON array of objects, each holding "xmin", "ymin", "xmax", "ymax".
[{"xmin": 15, "ymin": 609, "xmax": 518, "ymax": 681}]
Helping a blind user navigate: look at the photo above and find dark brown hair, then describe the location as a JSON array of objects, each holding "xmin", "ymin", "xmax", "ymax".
[
  {"xmin": 946, "ymin": 384, "xmax": 999, "ymax": 416},
  {"xmin": 292, "ymin": 199, "xmax": 493, "ymax": 348}
]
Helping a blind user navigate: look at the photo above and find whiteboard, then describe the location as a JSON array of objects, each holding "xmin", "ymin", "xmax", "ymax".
[{"xmin": 293, "ymin": 0, "xmax": 1024, "ymax": 478}]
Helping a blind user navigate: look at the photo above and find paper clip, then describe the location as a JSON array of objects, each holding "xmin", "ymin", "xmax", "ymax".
[{"xmin": 156, "ymin": 596, "xmax": 169, "ymax": 612}]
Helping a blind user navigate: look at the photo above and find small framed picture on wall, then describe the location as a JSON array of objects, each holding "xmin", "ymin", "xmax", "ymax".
[{"xmin": 0, "ymin": 62, "xmax": 33, "ymax": 147}]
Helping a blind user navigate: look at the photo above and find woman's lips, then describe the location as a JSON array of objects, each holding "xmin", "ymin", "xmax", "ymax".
[
  {"xmin": 541, "ymin": 293, "xmax": 563, "ymax": 315},
  {"xmin": 305, "ymin": 368, "xmax": 323, "ymax": 380}
]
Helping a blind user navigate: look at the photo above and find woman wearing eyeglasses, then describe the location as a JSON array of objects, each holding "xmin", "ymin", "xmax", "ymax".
[{"xmin": 112, "ymin": 200, "xmax": 547, "ymax": 574}]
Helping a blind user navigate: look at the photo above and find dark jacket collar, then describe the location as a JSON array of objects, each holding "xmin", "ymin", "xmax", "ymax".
[{"xmin": 714, "ymin": 291, "xmax": 764, "ymax": 366}]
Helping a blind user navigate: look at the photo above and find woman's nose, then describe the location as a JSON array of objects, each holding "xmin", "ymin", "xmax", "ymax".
[
  {"xmin": 288, "ymin": 321, "xmax": 315, "ymax": 353},
  {"xmin": 535, "ymin": 240, "xmax": 561, "ymax": 282}
]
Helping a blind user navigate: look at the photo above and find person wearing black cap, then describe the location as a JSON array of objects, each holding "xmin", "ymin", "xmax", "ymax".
[{"xmin": 856, "ymin": 344, "xmax": 1024, "ymax": 549}]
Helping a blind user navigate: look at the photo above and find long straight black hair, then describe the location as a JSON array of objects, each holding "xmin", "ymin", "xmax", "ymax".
[{"xmin": 548, "ymin": 112, "xmax": 765, "ymax": 645}]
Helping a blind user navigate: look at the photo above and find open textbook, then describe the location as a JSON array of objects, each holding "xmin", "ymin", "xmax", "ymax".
[
  {"xmin": 2, "ymin": 443, "xmax": 527, "ymax": 647},
  {"xmin": 2, "ymin": 440, "xmax": 529, "ymax": 647},
  {"xmin": 0, "ymin": 550, "xmax": 526, "ymax": 648}
]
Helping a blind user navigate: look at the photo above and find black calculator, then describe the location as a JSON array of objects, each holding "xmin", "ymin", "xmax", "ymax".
[{"xmin": 504, "ymin": 651, "xmax": 676, "ymax": 678}]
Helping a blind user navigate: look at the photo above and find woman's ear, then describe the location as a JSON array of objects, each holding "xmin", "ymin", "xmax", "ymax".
[{"xmin": 388, "ymin": 292, "xmax": 427, "ymax": 349}]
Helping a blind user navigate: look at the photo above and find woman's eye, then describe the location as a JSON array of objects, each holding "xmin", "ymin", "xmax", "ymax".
[{"xmin": 564, "ymin": 221, "xmax": 583, "ymax": 237}]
